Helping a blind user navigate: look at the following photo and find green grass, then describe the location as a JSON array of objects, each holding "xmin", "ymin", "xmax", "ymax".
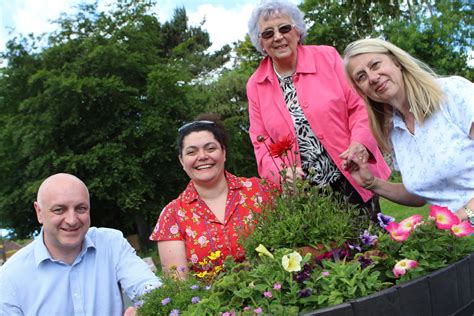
[{"xmin": 380, "ymin": 198, "xmax": 429, "ymax": 221}]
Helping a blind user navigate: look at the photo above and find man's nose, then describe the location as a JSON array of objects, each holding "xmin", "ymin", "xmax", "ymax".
[{"xmin": 64, "ymin": 209, "xmax": 79, "ymax": 225}]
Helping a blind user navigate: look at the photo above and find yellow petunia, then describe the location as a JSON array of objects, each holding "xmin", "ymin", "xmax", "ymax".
[
  {"xmin": 195, "ymin": 271, "xmax": 208, "ymax": 278},
  {"xmin": 282, "ymin": 251, "xmax": 302, "ymax": 272},
  {"xmin": 208, "ymin": 250, "xmax": 221, "ymax": 261},
  {"xmin": 255, "ymin": 244, "xmax": 274, "ymax": 259}
]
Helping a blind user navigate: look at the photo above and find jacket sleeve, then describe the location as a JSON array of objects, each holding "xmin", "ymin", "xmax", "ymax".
[{"xmin": 246, "ymin": 77, "xmax": 285, "ymax": 185}]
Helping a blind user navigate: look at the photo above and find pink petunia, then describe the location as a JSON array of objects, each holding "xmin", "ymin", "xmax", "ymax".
[
  {"xmin": 429, "ymin": 205, "xmax": 460, "ymax": 230},
  {"xmin": 393, "ymin": 259, "xmax": 418, "ymax": 278},
  {"xmin": 399, "ymin": 214, "xmax": 424, "ymax": 232},
  {"xmin": 263, "ymin": 291, "xmax": 273, "ymax": 298},
  {"xmin": 450, "ymin": 221, "xmax": 474, "ymax": 237},
  {"xmin": 386, "ymin": 222, "xmax": 411, "ymax": 242}
]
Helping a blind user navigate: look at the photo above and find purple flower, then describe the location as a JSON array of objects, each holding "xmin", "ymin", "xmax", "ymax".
[
  {"xmin": 161, "ymin": 297, "xmax": 171, "ymax": 305},
  {"xmin": 133, "ymin": 300, "xmax": 144, "ymax": 308},
  {"xmin": 263, "ymin": 291, "xmax": 272, "ymax": 298},
  {"xmin": 178, "ymin": 266, "xmax": 186, "ymax": 273},
  {"xmin": 169, "ymin": 310, "xmax": 180, "ymax": 316},
  {"xmin": 298, "ymin": 288, "xmax": 312, "ymax": 298},
  {"xmin": 358, "ymin": 256, "xmax": 374, "ymax": 269},
  {"xmin": 190, "ymin": 285, "xmax": 199, "ymax": 290},
  {"xmin": 294, "ymin": 263, "xmax": 312, "ymax": 282},
  {"xmin": 322, "ymin": 271, "xmax": 330, "ymax": 277},
  {"xmin": 205, "ymin": 285, "xmax": 211, "ymax": 290},
  {"xmin": 191, "ymin": 296, "xmax": 200, "ymax": 304},
  {"xmin": 348, "ymin": 242, "xmax": 362, "ymax": 252},
  {"xmin": 254, "ymin": 307, "xmax": 263, "ymax": 314},
  {"xmin": 360, "ymin": 230, "xmax": 377, "ymax": 246},
  {"xmin": 377, "ymin": 212, "xmax": 395, "ymax": 228},
  {"xmin": 273, "ymin": 283, "xmax": 282, "ymax": 290}
]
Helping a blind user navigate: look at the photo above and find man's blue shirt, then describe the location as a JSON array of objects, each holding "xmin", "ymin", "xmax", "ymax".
[{"xmin": 0, "ymin": 227, "xmax": 161, "ymax": 316}]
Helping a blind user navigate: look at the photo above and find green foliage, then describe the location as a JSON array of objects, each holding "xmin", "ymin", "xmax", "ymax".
[
  {"xmin": 299, "ymin": 0, "xmax": 473, "ymax": 80},
  {"xmin": 138, "ymin": 271, "xmax": 210, "ymax": 316},
  {"xmin": 184, "ymin": 249, "xmax": 310, "ymax": 315},
  {"xmin": 307, "ymin": 260, "xmax": 390, "ymax": 310},
  {"xmin": 0, "ymin": 1, "xmax": 229, "ymax": 239},
  {"xmin": 242, "ymin": 182, "xmax": 371, "ymax": 261},
  {"xmin": 377, "ymin": 219, "xmax": 474, "ymax": 283}
]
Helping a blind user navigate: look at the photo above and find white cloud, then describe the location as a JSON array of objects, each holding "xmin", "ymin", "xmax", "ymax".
[{"xmin": 188, "ymin": 3, "xmax": 254, "ymax": 51}]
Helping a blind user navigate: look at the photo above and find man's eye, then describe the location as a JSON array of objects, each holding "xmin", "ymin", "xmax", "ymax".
[
  {"xmin": 53, "ymin": 208, "xmax": 64, "ymax": 214},
  {"xmin": 77, "ymin": 207, "xmax": 88, "ymax": 213}
]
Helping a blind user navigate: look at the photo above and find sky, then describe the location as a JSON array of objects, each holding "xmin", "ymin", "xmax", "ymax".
[{"xmin": 0, "ymin": 0, "xmax": 302, "ymax": 58}]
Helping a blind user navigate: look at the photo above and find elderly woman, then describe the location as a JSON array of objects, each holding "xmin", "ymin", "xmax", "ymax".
[
  {"xmin": 343, "ymin": 38, "xmax": 474, "ymax": 225},
  {"xmin": 246, "ymin": 0, "xmax": 390, "ymax": 220},
  {"xmin": 149, "ymin": 114, "xmax": 277, "ymax": 278}
]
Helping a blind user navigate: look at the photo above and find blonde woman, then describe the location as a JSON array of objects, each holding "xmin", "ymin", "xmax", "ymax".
[{"xmin": 343, "ymin": 38, "xmax": 474, "ymax": 224}]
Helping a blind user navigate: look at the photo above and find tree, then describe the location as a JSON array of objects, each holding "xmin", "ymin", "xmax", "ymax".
[
  {"xmin": 0, "ymin": 1, "xmax": 230, "ymax": 244},
  {"xmin": 300, "ymin": 0, "xmax": 473, "ymax": 80}
]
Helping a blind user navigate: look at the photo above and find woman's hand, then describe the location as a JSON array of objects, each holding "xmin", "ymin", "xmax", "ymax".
[
  {"xmin": 282, "ymin": 166, "xmax": 304, "ymax": 184},
  {"xmin": 339, "ymin": 142, "xmax": 370, "ymax": 172},
  {"xmin": 341, "ymin": 153, "xmax": 377, "ymax": 190}
]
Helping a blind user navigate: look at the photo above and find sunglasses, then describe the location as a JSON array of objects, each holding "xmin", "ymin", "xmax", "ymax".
[
  {"xmin": 178, "ymin": 120, "xmax": 215, "ymax": 134},
  {"xmin": 259, "ymin": 24, "xmax": 295, "ymax": 39}
]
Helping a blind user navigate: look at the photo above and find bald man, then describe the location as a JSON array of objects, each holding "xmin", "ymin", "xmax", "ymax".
[{"xmin": 0, "ymin": 173, "xmax": 161, "ymax": 316}]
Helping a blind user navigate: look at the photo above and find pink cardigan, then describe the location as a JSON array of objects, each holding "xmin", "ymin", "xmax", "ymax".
[{"xmin": 246, "ymin": 45, "xmax": 391, "ymax": 202}]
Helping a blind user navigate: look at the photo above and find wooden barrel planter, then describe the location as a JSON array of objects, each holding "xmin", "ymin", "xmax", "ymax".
[{"xmin": 304, "ymin": 252, "xmax": 474, "ymax": 316}]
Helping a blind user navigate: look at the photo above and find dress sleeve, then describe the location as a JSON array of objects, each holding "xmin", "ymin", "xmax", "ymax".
[
  {"xmin": 149, "ymin": 201, "xmax": 185, "ymax": 241},
  {"xmin": 112, "ymin": 231, "xmax": 162, "ymax": 302},
  {"xmin": 441, "ymin": 76, "xmax": 474, "ymax": 135}
]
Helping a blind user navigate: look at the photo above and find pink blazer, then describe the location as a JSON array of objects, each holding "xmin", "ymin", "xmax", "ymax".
[{"xmin": 246, "ymin": 45, "xmax": 391, "ymax": 202}]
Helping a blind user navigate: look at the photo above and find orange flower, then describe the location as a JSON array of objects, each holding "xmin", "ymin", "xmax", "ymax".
[{"xmin": 268, "ymin": 135, "xmax": 294, "ymax": 158}]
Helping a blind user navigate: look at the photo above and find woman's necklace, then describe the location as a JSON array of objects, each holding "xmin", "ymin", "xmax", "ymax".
[{"xmin": 273, "ymin": 63, "xmax": 295, "ymax": 79}]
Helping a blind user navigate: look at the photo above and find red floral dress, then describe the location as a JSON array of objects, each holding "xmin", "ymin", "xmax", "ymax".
[{"xmin": 149, "ymin": 172, "xmax": 277, "ymax": 272}]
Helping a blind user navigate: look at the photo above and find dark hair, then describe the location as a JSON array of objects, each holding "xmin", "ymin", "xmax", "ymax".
[{"xmin": 177, "ymin": 113, "xmax": 229, "ymax": 156}]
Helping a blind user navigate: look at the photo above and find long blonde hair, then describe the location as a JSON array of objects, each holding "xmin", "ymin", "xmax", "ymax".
[{"xmin": 343, "ymin": 38, "xmax": 444, "ymax": 152}]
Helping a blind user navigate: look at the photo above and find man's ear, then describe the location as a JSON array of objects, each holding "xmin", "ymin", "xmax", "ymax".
[{"xmin": 34, "ymin": 201, "xmax": 43, "ymax": 224}]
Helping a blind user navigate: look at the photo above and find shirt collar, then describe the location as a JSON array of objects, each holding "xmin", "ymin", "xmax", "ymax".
[
  {"xmin": 33, "ymin": 227, "xmax": 95, "ymax": 267},
  {"xmin": 180, "ymin": 171, "xmax": 242, "ymax": 204},
  {"xmin": 392, "ymin": 110, "xmax": 407, "ymax": 131}
]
